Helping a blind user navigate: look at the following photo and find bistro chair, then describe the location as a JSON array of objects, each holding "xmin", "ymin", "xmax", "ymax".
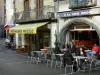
[
  {"xmin": 46, "ymin": 53, "xmax": 52, "ymax": 67},
  {"xmin": 55, "ymin": 54, "xmax": 63, "ymax": 69},
  {"xmin": 83, "ymin": 57, "xmax": 97, "ymax": 74},
  {"xmin": 32, "ymin": 51, "xmax": 41, "ymax": 64},
  {"xmin": 64, "ymin": 60, "xmax": 77, "ymax": 75},
  {"xmin": 27, "ymin": 51, "xmax": 33, "ymax": 63}
]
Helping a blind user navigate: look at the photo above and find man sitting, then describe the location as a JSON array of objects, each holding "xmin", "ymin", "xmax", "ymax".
[{"xmin": 87, "ymin": 44, "xmax": 99, "ymax": 56}]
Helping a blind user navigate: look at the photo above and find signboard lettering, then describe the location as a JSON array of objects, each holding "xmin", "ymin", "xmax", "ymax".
[
  {"xmin": 57, "ymin": 8, "xmax": 100, "ymax": 18},
  {"xmin": 9, "ymin": 29, "xmax": 35, "ymax": 34}
]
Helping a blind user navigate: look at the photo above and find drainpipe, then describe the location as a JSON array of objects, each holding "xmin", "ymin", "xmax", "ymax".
[
  {"xmin": 13, "ymin": 0, "xmax": 17, "ymax": 49},
  {"xmin": 13, "ymin": 0, "xmax": 16, "ymax": 27}
]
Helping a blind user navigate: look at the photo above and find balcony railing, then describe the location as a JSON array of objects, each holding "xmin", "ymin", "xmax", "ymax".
[
  {"xmin": 15, "ymin": 6, "xmax": 55, "ymax": 23},
  {"xmin": 69, "ymin": 0, "xmax": 97, "ymax": 9}
]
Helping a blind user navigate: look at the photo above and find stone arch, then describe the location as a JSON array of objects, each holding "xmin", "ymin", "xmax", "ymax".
[{"xmin": 60, "ymin": 17, "xmax": 100, "ymax": 45}]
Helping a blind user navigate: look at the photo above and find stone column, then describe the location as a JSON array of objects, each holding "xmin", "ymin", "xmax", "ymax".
[
  {"xmin": 21, "ymin": 34, "xmax": 25, "ymax": 48},
  {"xmin": 15, "ymin": 34, "xmax": 19, "ymax": 49}
]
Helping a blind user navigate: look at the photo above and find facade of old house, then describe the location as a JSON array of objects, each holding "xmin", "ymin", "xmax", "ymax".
[
  {"xmin": 0, "ymin": 0, "xmax": 5, "ymax": 38},
  {"xmin": 57, "ymin": 0, "xmax": 100, "ymax": 47},
  {"xmin": 9, "ymin": 0, "xmax": 57, "ymax": 53}
]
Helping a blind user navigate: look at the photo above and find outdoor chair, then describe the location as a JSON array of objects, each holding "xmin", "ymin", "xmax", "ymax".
[
  {"xmin": 83, "ymin": 58, "xmax": 97, "ymax": 74},
  {"xmin": 64, "ymin": 60, "xmax": 77, "ymax": 75},
  {"xmin": 32, "ymin": 51, "xmax": 41, "ymax": 64},
  {"xmin": 46, "ymin": 54, "xmax": 53, "ymax": 67},
  {"xmin": 27, "ymin": 51, "xmax": 33, "ymax": 63},
  {"xmin": 55, "ymin": 54, "xmax": 63, "ymax": 69}
]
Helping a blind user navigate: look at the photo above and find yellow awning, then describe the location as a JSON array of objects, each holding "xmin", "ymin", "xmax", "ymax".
[{"xmin": 9, "ymin": 22, "xmax": 48, "ymax": 34}]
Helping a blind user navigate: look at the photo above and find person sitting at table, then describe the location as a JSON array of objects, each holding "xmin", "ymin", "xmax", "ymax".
[
  {"xmin": 63, "ymin": 49, "xmax": 77, "ymax": 72},
  {"xmin": 60, "ymin": 44, "xmax": 67, "ymax": 53},
  {"xmin": 87, "ymin": 44, "xmax": 99, "ymax": 56},
  {"xmin": 71, "ymin": 44, "xmax": 76, "ymax": 53},
  {"xmin": 75, "ymin": 46, "xmax": 85, "ymax": 56}
]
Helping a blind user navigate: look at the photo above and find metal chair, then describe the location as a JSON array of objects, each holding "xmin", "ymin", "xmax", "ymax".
[
  {"xmin": 46, "ymin": 54, "xmax": 52, "ymax": 67},
  {"xmin": 27, "ymin": 51, "xmax": 33, "ymax": 63},
  {"xmin": 55, "ymin": 55, "xmax": 63, "ymax": 69},
  {"xmin": 64, "ymin": 60, "xmax": 77, "ymax": 75},
  {"xmin": 83, "ymin": 58, "xmax": 97, "ymax": 74},
  {"xmin": 32, "ymin": 51, "xmax": 41, "ymax": 64}
]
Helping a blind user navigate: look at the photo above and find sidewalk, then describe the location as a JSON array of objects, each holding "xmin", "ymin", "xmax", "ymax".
[{"xmin": 0, "ymin": 38, "xmax": 99, "ymax": 75}]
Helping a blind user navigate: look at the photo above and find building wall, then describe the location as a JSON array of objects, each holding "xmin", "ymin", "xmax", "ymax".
[
  {"xmin": 59, "ymin": 0, "xmax": 100, "ymax": 12},
  {"xmin": 57, "ymin": 0, "xmax": 100, "ymax": 45},
  {"xmin": 6, "ymin": 0, "xmax": 14, "ymax": 24},
  {"xmin": 15, "ymin": 0, "xmax": 54, "ymax": 12},
  {"xmin": 30, "ymin": 0, "xmax": 36, "ymax": 9},
  {"xmin": 0, "ymin": 0, "xmax": 4, "ymax": 25},
  {"xmin": 14, "ymin": 0, "xmax": 55, "ymax": 48},
  {"xmin": 15, "ymin": 0, "xmax": 24, "ymax": 12},
  {"xmin": 44, "ymin": 0, "xmax": 54, "ymax": 6},
  {"xmin": 0, "ymin": 0, "xmax": 5, "ymax": 38}
]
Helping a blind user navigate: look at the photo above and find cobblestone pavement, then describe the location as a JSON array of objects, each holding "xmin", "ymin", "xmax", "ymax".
[{"xmin": 0, "ymin": 38, "xmax": 100, "ymax": 75}]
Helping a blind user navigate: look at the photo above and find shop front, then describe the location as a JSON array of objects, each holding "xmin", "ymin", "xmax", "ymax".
[
  {"xmin": 57, "ymin": 7, "xmax": 100, "ymax": 47},
  {"xmin": 9, "ymin": 22, "xmax": 51, "ymax": 53}
]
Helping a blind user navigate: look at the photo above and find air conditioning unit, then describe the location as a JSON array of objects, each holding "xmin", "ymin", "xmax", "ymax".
[{"xmin": 47, "ymin": 12, "xmax": 55, "ymax": 18}]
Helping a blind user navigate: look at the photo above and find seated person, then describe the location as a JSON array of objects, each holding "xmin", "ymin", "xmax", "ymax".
[
  {"xmin": 87, "ymin": 44, "xmax": 99, "ymax": 56},
  {"xmin": 60, "ymin": 44, "xmax": 67, "ymax": 52},
  {"xmin": 75, "ymin": 46, "xmax": 85, "ymax": 56},
  {"xmin": 63, "ymin": 49, "xmax": 77, "ymax": 71}
]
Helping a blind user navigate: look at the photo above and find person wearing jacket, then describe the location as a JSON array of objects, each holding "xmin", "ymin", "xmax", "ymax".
[{"xmin": 63, "ymin": 49, "xmax": 77, "ymax": 71}]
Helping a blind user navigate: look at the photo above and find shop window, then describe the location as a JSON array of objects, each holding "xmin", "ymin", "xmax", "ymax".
[
  {"xmin": 91, "ymin": 31, "xmax": 98, "ymax": 39},
  {"xmin": 75, "ymin": 31, "xmax": 78, "ymax": 40},
  {"xmin": 69, "ymin": 0, "xmax": 97, "ymax": 9},
  {"xmin": 71, "ymin": 31, "xmax": 98, "ymax": 40},
  {"xmin": 79, "ymin": 31, "xmax": 90, "ymax": 40},
  {"xmin": 43, "ymin": 33, "xmax": 50, "ymax": 47},
  {"xmin": 24, "ymin": 0, "xmax": 29, "ymax": 10},
  {"xmin": 76, "ymin": 25, "xmax": 90, "ymax": 29}
]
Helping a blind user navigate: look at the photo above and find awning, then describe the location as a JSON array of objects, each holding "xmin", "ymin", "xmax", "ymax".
[{"xmin": 9, "ymin": 22, "xmax": 48, "ymax": 34}]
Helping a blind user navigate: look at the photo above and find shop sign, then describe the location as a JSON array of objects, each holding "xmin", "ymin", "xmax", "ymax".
[
  {"xmin": 57, "ymin": 7, "xmax": 100, "ymax": 18},
  {"xmin": 9, "ymin": 29, "xmax": 36, "ymax": 34}
]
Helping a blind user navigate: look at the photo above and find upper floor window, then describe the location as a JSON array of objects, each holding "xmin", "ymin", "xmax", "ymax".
[
  {"xmin": 37, "ymin": 0, "xmax": 43, "ymax": 9},
  {"xmin": 69, "ymin": 0, "xmax": 97, "ymax": 9},
  {"xmin": 24, "ymin": 0, "xmax": 29, "ymax": 10}
]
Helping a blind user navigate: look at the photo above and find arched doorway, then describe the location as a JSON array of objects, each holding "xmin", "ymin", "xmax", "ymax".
[{"xmin": 60, "ymin": 18, "xmax": 100, "ymax": 47}]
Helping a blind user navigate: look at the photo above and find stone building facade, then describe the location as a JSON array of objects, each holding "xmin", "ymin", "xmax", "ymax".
[{"xmin": 57, "ymin": 0, "xmax": 100, "ymax": 46}]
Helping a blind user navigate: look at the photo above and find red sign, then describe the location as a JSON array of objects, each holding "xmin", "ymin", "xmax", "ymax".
[{"xmin": 5, "ymin": 25, "xmax": 11, "ymax": 30}]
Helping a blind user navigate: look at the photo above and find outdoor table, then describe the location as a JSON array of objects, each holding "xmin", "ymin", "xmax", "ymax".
[
  {"xmin": 33, "ymin": 51, "xmax": 42, "ymax": 53},
  {"xmin": 60, "ymin": 49, "xmax": 67, "ymax": 52},
  {"xmin": 74, "ymin": 56, "xmax": 88, "ymax": 71},
  {"xmin": 40, "ymin": 49, "xmax": 47, "ymax": 51},
  {"xmin": 54, "ymin": 53, "xmax": 64, "ymax": 57},
  {"xmin": 32, "ymin": 51, "xmax": 42, "ymax": 56},
  {"xmin": 85, "ymin": 50, "xmax": 91, "ymax": 52}
]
